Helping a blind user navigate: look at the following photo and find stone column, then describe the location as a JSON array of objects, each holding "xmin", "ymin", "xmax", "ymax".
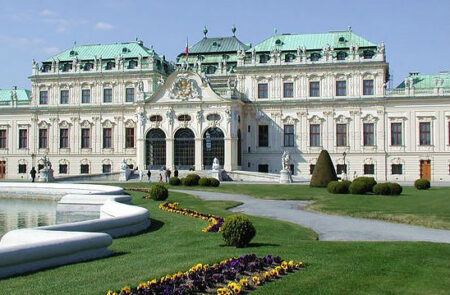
[
  {"xmin": 195, "ymin": 138, "xmax": 203, "ymax": 170},
  {"xmin": 166, "ymin": 138, "xmax": 174, "ymax": 171},
  {"xmin": 137, "ymin": 137, "xmax": 145, "ymax": 171},
  {"xmin": 224, "ymin": 137, "xmax": 237, "ymax": 171}
]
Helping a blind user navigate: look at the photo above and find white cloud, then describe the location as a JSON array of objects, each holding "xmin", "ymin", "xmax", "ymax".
[
  {"xmin": 0, "ymin": 35, "xmax": 44, "ymax": 48},
  {"xmin": 43, "ymin": 47, "xmax": 60, "ymax": 55},
  {"xmin": 40, "ymin": 9, "xmax": 56, "ymax": 16},
  {"xmin": 95, "ymin": 22, "xmax": 114, "ymax": 30}
]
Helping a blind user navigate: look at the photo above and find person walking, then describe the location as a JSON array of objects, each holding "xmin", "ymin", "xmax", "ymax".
[
  {"xmin": 30, "ymin": 167, "xmax": 37, "ymax": 182},
  {"xmin": 165, "ymin": 169, "xmax": 171, "ymax": 183},
  {"xmin": 147, "ymin": 170, "xmax": 152, "ymax": 182},
  {"xmin": 174, "ymin": 168, "xmax": 179, "ymax": 178},
  {"xmin": 159, "ymin": 173, "xmax": 163, "ymax": 182}
]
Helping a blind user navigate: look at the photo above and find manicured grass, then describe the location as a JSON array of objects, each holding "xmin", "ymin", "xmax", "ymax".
[
  {"xmin": 1, "ymin": 189, "xmax": 448, "ymax": 295},
  {"xmin": 118, "ymin": 182, "xmax": 450, "ymax": 230}
]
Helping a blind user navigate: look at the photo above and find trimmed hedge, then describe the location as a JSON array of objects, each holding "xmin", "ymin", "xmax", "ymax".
[
  {"xmin": 342, "ymin": 180, "xmax": 352, "ymax": 191},
  {"xmin": 349, "ymin": 181, "xmax": 367, "ymax": 195},
  {"xmin": 221, "ymin": 215, "xmax": 256, "ymax": 248},
  {"xmin": 310, "ymin": 150, "xmax": 338, "ymax": 187},
  {"xmin": 353, "ymin": 177, "xmax": 377, "ymax": 193},
  {"xmin": 199, "ymin": 177, "xmax": 210, "ymax": 186},
  {"xmin": 373, "ymin": 182, "xmax": 402, "ymax": 196},
  {"xmin": 208, "ymin": 178, "xmax": 220, "ymax": 187},
  {"xmin": 414, "ymin": 178, "xmax": 430, "ymax": 190},
  {"xmin": 327, "ymin": 181, "xmax": 350, "ymax": 194},
  {"xmin": 169, "ymin": 177, "xmax": 181, "ymax": 186},
  {"xmin": 182, "ymin": 174, "xmax": 201, "ymax": 186},
  {"xmin": 150, "ymin": 184, "xmax": 168, "ymax": 201}
]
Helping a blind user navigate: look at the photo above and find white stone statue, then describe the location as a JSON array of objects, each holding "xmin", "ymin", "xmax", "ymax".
[
  {"xmin": 212, "ymin": 157, "xmax": 220, "ymax": 170},
  {"xmin": 282, "ymin": 151, "xmax": 290, "ymax": 171},
  {"xmin": 120, "ymin": 158, "xmax": 128, "ymax": 171}
]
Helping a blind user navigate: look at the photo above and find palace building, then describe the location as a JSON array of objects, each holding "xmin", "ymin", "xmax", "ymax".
[{"xmin": 0, "ymin": 27, "xmax": 449, "ymax": 182}]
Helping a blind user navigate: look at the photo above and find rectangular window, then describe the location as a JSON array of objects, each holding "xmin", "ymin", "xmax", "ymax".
[
  {"xmin": 391, "ymin": 123, "xmax": 402, "ymax": 146},
  {"xmin": 125, "ymin": 127, "xmax": 135, "ymax": 148},
  {"xmin": 248, "ymin": 125, "xmax": 251, "ymax": 133},
  {"xmin": 258, "ymin": 125, "xmax": 269, "ymax": 147},
  {"xmin": 60, "ymin": 128, "xmax": 69, "ymax": 148},
  {"xmin": 39, "ymin": 91, "xmax": 48, "ymax": 105},
  {"xmin": 283, "ymin": 125, "xmax": 294, "ymax": 147},
  {"xmin": 81, "ymin": 128, "xmax": 90, "ymax": 149},
  {"xmin": 81, "ymin": 89, "xmax": 90, "ymax": 103},
  {"xmin": 363, "ymin": 123, "xmax": 375, "ymax": 146},
  {"xmin": 39, "ymin": 129, "xmax": 48, "ymax": 149},
  {"xmin": 310, "ymin": 124, "xmax": 320, "ymax": 147},
  {"xmin": 258, "ymin": 164, "xmax": 269, "ymax": 173},
  {"xmin": 103, "ymin": 88, "xmax": 112, "ymax": 103},
  {"xmin": 392, "ymin": 164, "xmax": 403, "ymax": 175},
  {"xmin": 19, "ymin": 129, "xmax": 27, "ymax": 149},
  {"xmin": 336, "ymin": 124, "xmax": 347, "ymax": 147},
  {"xmin": 18, "ymin": 164, "xmax": 27, "ymax": 174},
  {"xmin": 59, "ymin": 164, "xmax": 68, "ymax": 174},
  {"xmin": 336, "ymin": 81, "xmax": 347, "ymax": 96},
  {"xmin": 419, "ymin": 122, "xmax": 431, "ymax": 146},
  {"xmin": 283, "ymin": 82, "xmax": 294, "ymax": 98},
  {"xmin": 103, "ymin": 128, "xmax": 112, "ymax": 149},
  {"xmin": 309, "ymin": 81, "xmax": 320, "ymax": 97},
  {"xmin": 80, "ymin": 164, "xmax": 89, "ymax": 174},
  {"xmin": 0, "ymin": 129, "xmax": 6, "ymax": 149},
  {"xmin": 336, "ymin": 164, "xmax": 347, "ymax": 175},
  {"xmin": 126, "ymin": 88, "xmax": 135, "ymax": 102},
  {"xmin": 102, "ymin": 164, "xmax": 112, "ymax": 173},
  {"xmin": 364, "ymin": 164, "xmax": 375, "ymax": 175},
  {"xmin": 310, "ymin": 164, "xmax": 315, "ymax": 175},
  {"xmin": 363, "ymin": 79, "xmax": 374, "ymax": 95},
  {"xmin": 60, "ymin": 90, "xmax": 69, "ymax": 104},
  {"xmin": 258, "ymin": 83, "xmax": 268, "ymax": 99}
]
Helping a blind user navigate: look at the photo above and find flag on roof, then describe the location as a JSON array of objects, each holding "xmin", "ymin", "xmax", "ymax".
[{"xmin": 185, "ymin": 37, "xmax": 189, "ymax": 57}]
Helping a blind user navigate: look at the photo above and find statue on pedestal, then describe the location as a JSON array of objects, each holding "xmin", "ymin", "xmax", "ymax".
[
  {"xmin": 38, "ymin": 153, "xmax": 54, "ymax": 182},
  {"xmin": 279, "ymin": 151, "xmax": 293, "ymax": 184},
  {"xmin": 212, "ymin": 157, "xmax": 220, "ymax": 171}
]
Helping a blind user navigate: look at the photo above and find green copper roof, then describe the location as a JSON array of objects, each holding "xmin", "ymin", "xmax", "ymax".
[
  {"xmin": 251, "ymin": 31, "xmax": 377, "ymax": 52},
  {"xmin": 45, "ymin": 41, "xmax": 156, "ymax": 62},
  {"xmin": 182, "ymin": 36, "xmax": 250, "ymax": 55},
  {"xmin": 396, "ymin": 72, "xmax": 450, "ymax": 89},
  {"xmin": 0, "ymin": 89, "xmax": 31, "ymax": 102}
]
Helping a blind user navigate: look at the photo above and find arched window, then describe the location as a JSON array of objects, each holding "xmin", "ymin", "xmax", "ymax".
[
  {"xmin": 178, "ymin": 115, "xmax": 191, "ymax": 122},
  {"xmin": 155, "ymin": 60, "xmax": 161, "ymax": 70},
  {"xmin": 84, "ymin": 62, "xmax": 93, "ymax": 71},
  {"xmin": 285, "ymin": 54, "xmax": 295, "ymax": 62},
  {"xmin": 62, "ymin": 63, "xmax": 72, "ymax": 72},
  {"xmin": 206, "ymin": 65, "xmax": 216, "ymax": 74},
  {"xmin": 206, "ymin": 114, "xmax": 221, "ymax": 121},
  {"xmin": 42, "ymin": 64, "xmax": 51, "ymax": 72},
  {"xmin": 174, "ymin": 128, "xmax": 195, "ymax": 169},
  {"xmin": 310, "ymin": 53, "xmax": 321, "ymax": 61},
  {"xmin": 337, "ymin": 51, "xmax": 346, "ymax": 61},
  {"xmin": 128, "ymin": 60, "xmax": 138, "ymax": 69},
  {"xmin": 259, "ymin": 54, "xmax": 269, "ymax": 63},
  {"xmin": 363, "ymin": 50, "xmax": 374, "ymax": 59},
  {"xmin": 150, "ymin": 115, "xmax": 163, "ymax": 122},
  {"xmin": 105, "ymin": 61, "xmax": 115, "ymax": 70},
  {"xmin": 146, "ymin": 128, "xmax": 166, "ymax": 169},
  {"xmin": 203, "ymin": 127, "xmax": 224, "ymax": 169}
]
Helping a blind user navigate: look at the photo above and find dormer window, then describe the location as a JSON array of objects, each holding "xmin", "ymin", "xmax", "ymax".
[
  {"xmin": 310, "ymin": 53, "xmax": 321, "ymax": 61},
  {"xmin": 84, "ymin": 62, "xmax": 93, "ymax": 71},
  {"xmin": 178, "ymin": 115, "xmax": 191, "ymax": 122},
  {"xmin": 42, "ymin": 64, "xmax": 51, "ymax": 72},
  {"xmin": 150, "ymin": 115, "xmax": 163, "ymax": 122},
  {"xmin": 363, "ymin": 50, "xmax": 374, "ymax": 59},
  {"xmin": 275, "ymin": 39, "xmax": 282, "ymax": 45},
  {"xmin": 156, "ymin": 60, "xmax": 162, "ymax": 70},
  {"xmin": 62, "ymin": 63, "xmax": 72, "ymax": 72},
  {"xmin": 105, "ymin": 61, "xmax": 115, "ymax": 70},
  {"xmin": 259, "ymin": 54, "xmax": 269, "ymax": 64},
  {"xmin": 338, "ymin": 36, "xmax": 346, "ymax": 43},
  {"xmin": 206, "ymin": 65, "xmax": 216, "ymax": 74},
  {"xmin": 128, "ymin": 60, "xmax": 138, "ymax": 69},
  {"xmin": 122, "ymin": 47, "xmax": 130, "ymax": 53},
  {"xmin": 337, "ymin": 51, "xmax": 346, "ymax": 61},
  {"xmin": 285, "ymin": 54, "xmax": 294, "ymax": 62}
]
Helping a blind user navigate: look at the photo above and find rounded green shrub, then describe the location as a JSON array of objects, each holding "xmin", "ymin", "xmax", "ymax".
[
  {"xmin": 182, "ymin": 174, "xmax": 200, "ymax": 186},
  {"xmin": 169, "ymin": 176, "xmax": 181, "ymax": 186},
  {"xmin": 208, "ymin": 178, "xmax": 220, "ymax": 187},
  {"xmin": 341, "ymin": 180, "xmax": 352, "ymax": 191},
  {"xmin": 414, "ymin": 178, "xmax": 430, "ymax": 190},
  {"xmin": 388, "ymin": 183, "xmax": 403, "ymax": 195},
  {"xmin": 310, "ymin": 150, "xmax": 338, "ymax": 187},
  {"xmin": 353, "ymin": 177, "xmax": 377, "ymax": 193},
  {"xmin": 327, "ymin": 181, "xmax": 349, "ymax": 194},
  {"xmin": 327, "ymin": 181, "xmax": 339, "ymax": 193},
  {"xmin": 373, "ymin": 183, "xmax": 391, "ymax": 195},
  {"xmin": 349, "ymin": 181, "xmax": 367, "ymax": 195},
  {"xmin": 198, "ymin": 177, "xmax": 210, "ymax": 186},
  {"xmin": 221, "ymin": 215, "xmax": 256, "ymax": 248},
  {"xmin": 150, "ymin": 184, "xmax": 168, "ymax": 201}
]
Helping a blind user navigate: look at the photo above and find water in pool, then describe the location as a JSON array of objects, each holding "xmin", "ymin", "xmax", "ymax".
[{"xmin": 0, "ymin": 197, "xmax": 99, "ymax": 238}]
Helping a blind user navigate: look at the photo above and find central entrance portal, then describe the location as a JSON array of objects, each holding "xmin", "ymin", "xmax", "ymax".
[
  {"xmin": 174, "ymin": 128, "xmax": 195, "ymax": 169},
  {"xmin": 146, "ymin": 128, "xmax": 166, "ymax": 169},
  {"xmin": 203, "ymin": 127, "xmax": 224, "ymax": 169}
]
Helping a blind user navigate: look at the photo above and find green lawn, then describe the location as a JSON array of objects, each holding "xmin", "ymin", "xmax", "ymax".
[
  {"xmin": 118, "ymin": 182, "xmax": 450, "ymax": 230},
  {"xmin": 1, "ymin": 189, "xmax": 448, "ymax": 294}
]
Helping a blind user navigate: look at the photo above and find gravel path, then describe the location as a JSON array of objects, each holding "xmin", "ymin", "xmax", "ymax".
[{"xmin": 172, "ymin": 190, "xmax": 450, "ymax": 243}]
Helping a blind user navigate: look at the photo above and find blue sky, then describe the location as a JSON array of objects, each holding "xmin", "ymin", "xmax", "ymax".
[{"xmin": 0, "ymin": 0, "xmax": 448, "ymax": 89}]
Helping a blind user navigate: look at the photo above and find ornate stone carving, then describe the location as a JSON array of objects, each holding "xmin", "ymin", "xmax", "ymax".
[{"xmin": 169, "ymin": 73, "xmax": 199, "ymax": 100}]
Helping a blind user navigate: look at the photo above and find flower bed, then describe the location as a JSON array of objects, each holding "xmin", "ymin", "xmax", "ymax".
[
  {"xmin": 126, "ymin": 188, "xmax": 154, "ymax": 199},
  {"xmin": 106, "ymin": 254, "xmax": 305, "ymax": 295},
  {"xmin": 159, "ymin": 202, "xmax": 224, "ymax": 232}
]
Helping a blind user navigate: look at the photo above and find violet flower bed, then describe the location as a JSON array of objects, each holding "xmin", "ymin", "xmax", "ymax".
[{"xmin": 106, "ymin": 254, "xmax": 305, "ymax": 295}]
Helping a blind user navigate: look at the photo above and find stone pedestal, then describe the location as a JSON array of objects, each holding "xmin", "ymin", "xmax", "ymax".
[
  {"xmin": 211, "ymin": 169, "xmax": 223, "ymax": 181},
  {"xmin": 119, "ymin": 168, "xmax": 131, "ymax": 182},
  {"xmin": 38, "ymin": 168, "xmax": 54, "ymax": 182},
  {"xmin": 279, "ymin": 169, "xmax": 292, "ymax": 184}
]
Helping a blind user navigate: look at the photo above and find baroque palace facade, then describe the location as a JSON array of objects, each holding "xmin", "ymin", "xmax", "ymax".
[{"xmin": 0, "ymin": 27, "xmax": 449, "ymax": 182}]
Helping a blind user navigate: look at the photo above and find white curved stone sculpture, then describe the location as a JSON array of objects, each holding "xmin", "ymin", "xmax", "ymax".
[{"xmin": 0, "ymin": 183, "xmax": 150, "ymax": 278}]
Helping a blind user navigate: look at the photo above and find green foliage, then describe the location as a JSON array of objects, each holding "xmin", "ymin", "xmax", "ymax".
[
  {"xmin": 342, "ymin": 180, "xmax": 352, "ymax": 191},
  {"xmin": 327, "ymin": 181, "xmax": 349, "ymax": 194},
  {"xmin": 353, "ymin": 177, "xmax": 377, "ymax": 193},
  {"xmin": 373, "ymin": 182, "xmax": 403, "ymax": 196},
  {"xmin": 349, "ymin": 181, "xmax": 367, "ymax": 195},
  {"xmin": 169, "ymin": 177, "xmax": 181, "ymax": 186},
  {"xmin": 221, "ymin": 215, "xmax": 256, "ymax": 248},
  {"xmin": 208, "ymin": 177, "xmax": 220, "ymax": 187},
  {"xmin": 198, "ymin": 177, "xmax": 211, "ymax": 186},
  {"xmin": 310, "ymin": 150, "xmax": 338, "ymax": 187},
  {"xmin": 182, "ymin": 174, "xmax": 201, "ymax": 186},
  {"xmin": 150, "ymin": 184, "xmax": 168, "ymax": 201},
  {"xmin": 415, "ymin": 179, "xmax": 431, "ymax": 190}
]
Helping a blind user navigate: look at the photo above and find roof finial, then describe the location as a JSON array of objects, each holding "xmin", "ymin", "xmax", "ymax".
[
  {"xmin": 232, "ymin": 24, "xmax": 236, "ymax": 36},
  {"xmin": 203, "ymin": 26, "xmax": 208, "ymax": 38},
  {"xmin": 274, "ymin": 28, "xmax": 278, "ymax": 35},
  {"xmin": 73, "ymin": 40, "xmax": 77, "ymax": 48},
  {"xmin": 348, "ymin": 25, "xmax": 352, "ymax": 32}
]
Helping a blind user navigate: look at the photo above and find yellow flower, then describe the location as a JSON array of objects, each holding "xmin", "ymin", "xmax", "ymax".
[
  {"xmin": 240, "ymin": 278, "xmax": 249, "ymax": 287},
  {"xmin": 263, "ymin": 272, "xmax": 271, "ymax": 280},
  {"xmin": 288, "ymin": 260, "xmax": 295, "ymax": 269},
  {"xmin": 119, "ymin": 286, "xmax": 131, "ymax": 294},
  {"xmin": 106, "ymin": 291, "xmax": 118, "ymax": 295},
  {"xmin": 252, "ymin": 275, "xmax": 261, "ymax": 285}
]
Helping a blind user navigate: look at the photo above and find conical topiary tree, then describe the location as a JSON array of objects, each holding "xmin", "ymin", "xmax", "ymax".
[{"xmin": 310, "ymin": 150, "xmax": 338, "ymax": 187}]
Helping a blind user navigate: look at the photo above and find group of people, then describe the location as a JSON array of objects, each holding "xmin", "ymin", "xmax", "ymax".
[{"xmin": 137, "ymin": 166, "xmax": 179, "ymax": 183}]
